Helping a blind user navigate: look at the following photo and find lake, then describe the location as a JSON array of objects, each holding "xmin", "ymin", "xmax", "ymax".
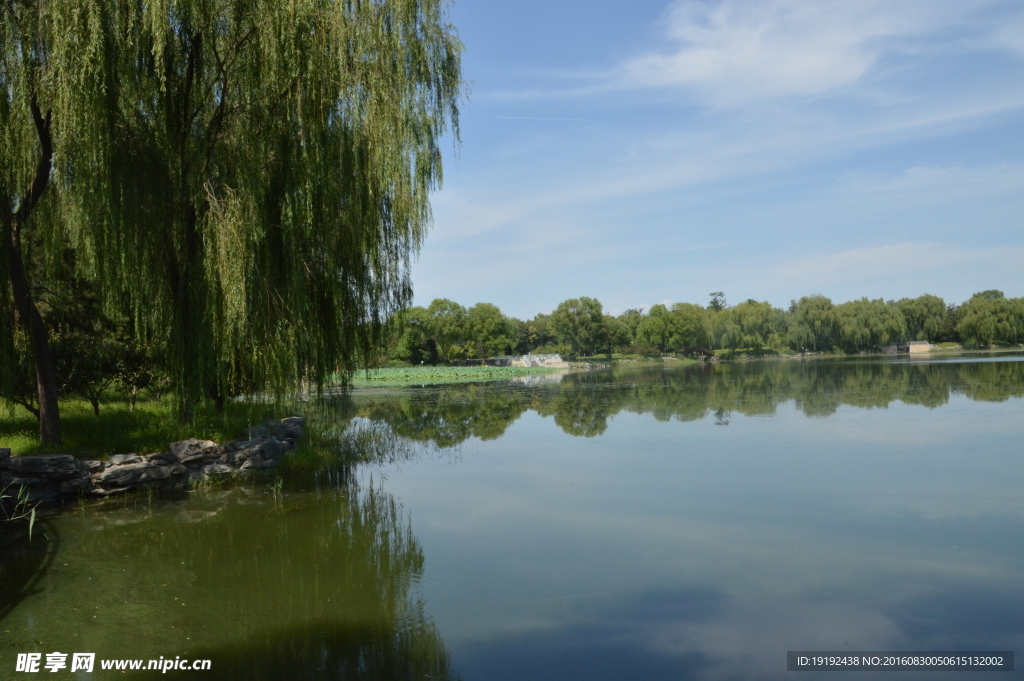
[{"xmin": 2, "ymin": 354, "xmax": 1022, "ymax": 679}]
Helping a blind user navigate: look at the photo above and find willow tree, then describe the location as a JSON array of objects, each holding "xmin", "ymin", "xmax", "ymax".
[{"xmin": 1, "ymin": 0, "xmax": 462, "ymax": 439}]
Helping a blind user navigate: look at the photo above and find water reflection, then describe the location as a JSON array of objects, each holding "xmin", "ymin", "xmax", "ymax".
[
  {"xmin": 2, "ymin": 482, "xmax": 456, "ymax": 681},
  {"xmin": 351, "ymin": 355, "xmax": 1024, "ymax": 448}
]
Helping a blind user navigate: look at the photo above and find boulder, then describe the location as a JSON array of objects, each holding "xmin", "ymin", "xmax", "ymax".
[
  {"xmin": 2, "ymin": 475, "xmax": 49, "ymax": 486},
  {"xmin": 81, "ymin": 460, "xmax": 106, "ymax": 474},
  {"xmin": 0, "ymin": 448, "xmax": 10, "ymax": 465},
  {"xmin": 61, "ymin": 477, "xmax": 94, "ymax": 495},
  {"xmin": 2, "ymin": 454, "xmax": 80, "ymax": 480},
  {"xmin": 96, "ymin": 462, "xmax": 169, "ymax": 488},
  {"xmin": 239, "ymin": 457, "xmax": 276, "ymax": 471},
  {"xmin": 180, "ymin": 452, "xmax": 221, "ymax": 466},
  {"xmin": 169, "ymin": 439, "xmax": 220, "ymax": 462},
  {"xmin": 259, "ymin": 438, "xmax": 291, "ymax": 461},
  {"xmin": 147, "ymin": 451, "xmax": 178, "ymax": 465},
  {"xmin": 109, "ymin": 453, "xmax": 143, "ymax": 466},
  {"xmin": 202, "ymin": 463, "xmax": 236, "ymax": 476}
]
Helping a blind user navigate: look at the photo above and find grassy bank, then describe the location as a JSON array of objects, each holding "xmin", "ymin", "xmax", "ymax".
[
  {"xmin": 345, "ymin": 365, "xmax": 562, "ymax": 387},
  {"xmin": 1, "ymin": 397, "xmax": 290, "ymax": 457}
]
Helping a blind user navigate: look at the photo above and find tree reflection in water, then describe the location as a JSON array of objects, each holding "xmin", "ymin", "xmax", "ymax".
[{"xmin": 346, "ymin": 357, "xmax": 1024, "ymax": 450}]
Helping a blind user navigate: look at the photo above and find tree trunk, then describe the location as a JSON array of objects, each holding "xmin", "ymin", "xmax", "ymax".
[
  {"xmin": 2, "ymin": 97, "xmax": 59, "ymax": 445},
  {"xmin": 4, "ymin": 226, "xmax": 61, "ymax": 445}
]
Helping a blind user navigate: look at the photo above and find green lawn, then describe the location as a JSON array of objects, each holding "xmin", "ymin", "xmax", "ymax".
[
  {"xmin": 1, "ymin": 396, "xmax": 288, "ymax": 458},
  {"xmin": 342, "ymin": 365, "xmax": 561, "ymax": 386}
]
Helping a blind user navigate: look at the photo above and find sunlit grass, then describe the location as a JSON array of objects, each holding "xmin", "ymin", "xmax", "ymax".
[
  {"xmin": 340, "ymin": 365, "xmax": 560, "ymax": 386},
  {"xmin": 1, "ymin": 394, "xmax": 291, "ymax": 457}
]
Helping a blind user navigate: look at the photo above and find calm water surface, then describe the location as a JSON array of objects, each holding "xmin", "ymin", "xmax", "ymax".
[{"xmin": 2, "ymin": 354, "xmax": 1023, "ymax": 679}]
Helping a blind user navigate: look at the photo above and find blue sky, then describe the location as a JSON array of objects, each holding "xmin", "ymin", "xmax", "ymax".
[{"xmin": 411, "ymin": 0, "xmax": 1024, "ymax": 319}]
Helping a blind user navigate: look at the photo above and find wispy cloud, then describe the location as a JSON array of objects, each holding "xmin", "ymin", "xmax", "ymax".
[
  {"xmin": 769, "ymin": 243, "xmax": 1024, "ymax": 293},
  {"xmin": 610, "ymin": 0, "xmax": 1017, "ymax": 104}
]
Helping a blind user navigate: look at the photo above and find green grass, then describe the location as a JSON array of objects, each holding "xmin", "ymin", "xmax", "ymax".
[
  {"xmin": 341, "ymin": 365, "xmax": 561, "ymax": 386},
  {"xmin": 1, "ymin": 395, "xmax": 291, "ymax": 458}
]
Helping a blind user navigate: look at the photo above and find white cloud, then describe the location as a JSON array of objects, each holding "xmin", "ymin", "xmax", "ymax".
[{"xmin": 616, "ymin": 0, "xmax": 1006, "ymax": 104}]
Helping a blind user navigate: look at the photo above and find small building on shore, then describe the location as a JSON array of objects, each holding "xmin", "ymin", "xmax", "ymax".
[{"xmin": 882, "ymin": 341, "xmax": 935, "ymax": 354}]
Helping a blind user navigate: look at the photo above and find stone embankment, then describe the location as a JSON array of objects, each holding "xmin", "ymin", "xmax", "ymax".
[{"xmin": 0, "ymin": 416, "xmax": 304, "ymax": 503}]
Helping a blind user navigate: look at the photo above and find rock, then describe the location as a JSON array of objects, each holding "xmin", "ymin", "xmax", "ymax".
[
  {"xmin": 109, "ymin": 453, "xmax": 143, "ymax": 466},
  {"xmin": 169, "ymin": 438, "xmax": 220, "ymax": 462},
  {"xmin": 259, "ymin": 438, "xmax": 290, "ymax": 460},
  {"xmin": 148, "ymin": 451, "xmax": 178, "ymax": 465},
  {"xmin": 167, "ymin": 463, "xmax": 189, "ymax": 477},
  {"xmin": 81, "ymin": 460, "xmax": 105, "ymax": 474},
  {"xmin": 279, "ymin": 417, "xmax": 305, "ymax": 439},
  {"xmin": 180, "ymin": 452, "xmax": 220, "ymax": 466},
  {"xmin": 2, "ymin": 475, "xmax": 49, "ymax": 486},
  {"xmin": 0, "ymin": 448, "xmax": 10, "ymax": 465},
  {"xmin": 202, "ymin": 463, "xmax": 236, "ymax": 476},
  {"xmin": 232, "ymin": 446, "xmax": 260, "ymax": 465},
  {"xmin": 239, "ymin": 457, "xmax": 276, "ymax": 471},
  {"xmin": 61, "ymin": 477, "xmax": 94, "ymax": 495},
  {"xmin": 225, "ymin": 438, "xmax": 262, "ymax": 453},
  {"xmin": 3, "ymin": 454, "xmax": 80, "ymax": 480},
  {"xmin": 96, "ymin": 462, "xmax": 169, "ymax": 488}
]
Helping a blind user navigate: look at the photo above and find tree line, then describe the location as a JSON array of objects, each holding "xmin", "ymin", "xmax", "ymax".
[{"xmin": 390, "ymin": 290, "xmax": 1024, "ymax": 363}]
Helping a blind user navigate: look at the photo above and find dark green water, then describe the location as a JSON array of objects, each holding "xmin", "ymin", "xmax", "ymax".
[{"xmin": 3, "ymin": 354, "xmax": 1023, "ymax": 679}]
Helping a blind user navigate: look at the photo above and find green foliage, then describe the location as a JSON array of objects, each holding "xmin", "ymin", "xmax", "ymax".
[
  {"xmin": 520, "ymin": 313, "xmax": 558, "ymax": 354},
  {"xmin": 634, "ymin": 315, "xmax": 669, "ymax": 352},
  {"xmin": 708, "ymin": 292, "xmax": 728, "ymax": 312},
  {"xmin": 895, "ymin": 294, "xmax": 946, "ymax": 341},
  {"xmin": 1, "ymin": 0, "xmax": 464, "ymax": 417},
  {"xmin": 958, "ymin": 296, "xmax": 1024, "ymax": 348},
  {"xmin": 667, "ymin": 303, "xmax": 709, "ymax": 352},
  {"xmin": 834, "ymin": 298, "xmax": 907, "ymax": 353},
  {"xmin": 712, "ymin": 300, "xmax": 776, "ymax": 352},
  {"xmin": 601, "ymin": 315, "xmax": 632, "ymax": 354},
  {"xmin": 425, "ymin": 299, "xmax": 468, "ymax": 362},
  {"xmin": 465, "ymin": 303, "xmax": 518, "ymax": 358},
  {"xmin": 551, "ymin": 297, "xmax": 605, "ymax": 356},
  {"xmin": 787, "ymin": 295, "xmax": 838, "ymax": 351}
]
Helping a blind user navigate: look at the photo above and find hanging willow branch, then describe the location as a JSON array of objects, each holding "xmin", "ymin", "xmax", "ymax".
[{"xmin": 1, "ymin": 0, "xmax": 463, "ymax": 418}]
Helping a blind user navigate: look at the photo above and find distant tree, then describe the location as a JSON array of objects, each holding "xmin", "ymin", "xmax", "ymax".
[
  {"xmin": 972, "ymin": 290, "xmax": 1005, "ymax": 300},
  {"xmin": 787, "ymin": 295, "xmax": 838, "ymax": 351},
  {"xmin": 666, "ymin": 303, "xmax": 709, "ymax": 352},
  {"xmin": 426, "ymin": 299, "xmax": 467, "ymax": 362},
  {"xmin": 958, "ymin": 296, "xmax": 1023, "ymax": 348},
  {"xmin": 601, "ymin": 315, "xmax": 632, "ymax": 355},
  {"xmin": 465, "ymin": 303, "xmax": 517, "ymax": 358},
  {"xmin": 708, "ymin": 292, "xmax": 728, "ymax": 312},
  {"xmin": 393, "ymin": 307, "xmax": 438, "ymax": 365},
  {"xmin": 520, "ymin": 313, "xmax": 558, "ymax": 354},
  {"xmin": 896, "ymin": 294, "xmax": 946, "ymax": 341},
  {"xmin": 617, "ymin": 309, "xmax": 644, "ymax": 338},
  {"xmin": 713, "ymin": 300, "xmax": 774, "ymax": 352},
  {"xmin": 834, "ymin": 299, "xmax": 907, "ymax": 352},
  {"xmin": 551, "ymin": 297, "xmax": 604, "ymax": 356},
  {"xmin": 634, "ymin": 315, "xmax": 669, "ymax": 352}
]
